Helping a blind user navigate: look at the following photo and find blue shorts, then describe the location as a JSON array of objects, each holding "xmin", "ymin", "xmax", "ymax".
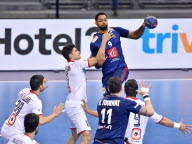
[{"xmin": 102, "ymin": 66, "xmax": 129, "ymax": 97}]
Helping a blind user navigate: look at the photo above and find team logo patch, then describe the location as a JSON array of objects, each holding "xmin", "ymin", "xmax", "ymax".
[
  {"xmin": 8, "ymin": 113, "xmax": 16, "ymax": 126},
  {"xmin": 107, "ymin": 47, "xmax": 119, "ymax": 59},
  {"xmin": 131, "ymin": 128, "xmax": 141, "ymax": 140}
]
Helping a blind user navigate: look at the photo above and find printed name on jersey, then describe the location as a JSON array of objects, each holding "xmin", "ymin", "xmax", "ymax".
[
  {"xmin": 107, "ymin": 47, "xmax": 119, "ymax": 59},
  {"xmin": 98, "ymin": 124, "xmax": 112, "ymax": 130},
  {"xmin": 12, "ymin": 137, "xmax": 24, "ymax": 144},
  {"xmin": 91, "ymin": 35, "xmax": 98, "ymax": 43},
  {"xmin": 19, "ymin": 92, "xmax": 31, "ymax": 104},
  {"xmin": 98, "ymin": 100, "xmax": 120, "ymax": 106}
]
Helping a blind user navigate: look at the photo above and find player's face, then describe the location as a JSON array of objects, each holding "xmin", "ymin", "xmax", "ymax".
[
  {"xmin": 71, "ymin": 47, "xmax": 81, "ymax": 60},
  {"xmin": 95, "ymin": 15, "xmax": 108, "ymax": 31}
]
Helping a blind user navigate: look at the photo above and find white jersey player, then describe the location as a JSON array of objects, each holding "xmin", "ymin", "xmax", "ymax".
[
  {"xmin": 8, "ymin": 133, "xmax": 37, "ymax": 144},
  {"xmin": 124, "ymin": 79, "xmax": 192, "ymax": 144},
  {"xmin": 125, "ymin": 97, "xmax": 163, "ymax": 144},
  {"xmin": 61, "ymin": 41, "xmax": 110, "ymax": 143},
  {"xmin": 1, "ymin": 88, "xmax": 42, "ymax": 143},
  {"xmin": 1, "ymin": 75, "xmax": 64, "ymax": 144}
]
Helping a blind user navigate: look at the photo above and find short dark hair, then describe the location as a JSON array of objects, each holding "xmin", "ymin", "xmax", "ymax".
[
  {"xmin": 30, "ymin": 75, "xmax": 44, "ymax": 91},
  {"xmin": 24, "ymin": 113, "xmax": 39, "ymax": 133},
  {"xmin": 124, "ymin": 79, "xmax": 138, "ymax": 97},
  {"xmin": 61, "ymin": 43, "xmax": 75, "ymax": 61},
  {"xmin": 108, "ymin": 77, "xmax": 122, "ymax": 93},
  {"xmin": 95, "ymin": 12, "xmax": 107, "ymax": 21}
]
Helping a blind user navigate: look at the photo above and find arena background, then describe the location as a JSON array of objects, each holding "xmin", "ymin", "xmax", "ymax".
[{"xmin": 0, "ymin": 0, "xmax": 192, "ymax": 144}]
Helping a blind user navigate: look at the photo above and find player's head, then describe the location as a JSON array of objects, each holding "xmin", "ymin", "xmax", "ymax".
[
  {"xmin": 62, "ymin": 44, "xmax": 80, "ymax": 61},
  {"xmin": 95, "ymin": 12, "xmax": 108, "ymax": 31},
  {"xmin": 124, "ymin": 79, "xmax": 138, "ymax": 97},
  {"xmin": 24, "ymin": 113, "xmax": 39, "ymax": 135},
  {"xmin": 30, "ymin": 75, "xmax": 44, "ymax": 91},
  {"xmin": 108, "ymin": 76, "xmax": 122, "ymax": 94}
]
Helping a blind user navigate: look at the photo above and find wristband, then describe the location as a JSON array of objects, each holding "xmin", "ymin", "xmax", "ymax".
[
  {"xmin": 143, "ymin": 95, "xmax": 149, "ymax": 99},
  {"xmin": 124, "ymin": 137, "xmax": 128, "ymax": 142},
  {"xmin": 144, "ymin": 97, "xmax": 150, "ymax": 102},
  {"xmin": 173, "ymin": 122, "xmax": 180, "ymax": 129}
]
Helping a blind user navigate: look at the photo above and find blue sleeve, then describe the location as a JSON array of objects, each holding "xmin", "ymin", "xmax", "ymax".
[
  {"xmin": 90, "ymin": 43, "xmax": 98, "ymax": 57},
  {"xmin": 125, "ymin": 99, "xmax": 142, "ymax": 114},
  {"xmin": 113, "ymin": 27, "xmax": 129, "ymax": 38}
]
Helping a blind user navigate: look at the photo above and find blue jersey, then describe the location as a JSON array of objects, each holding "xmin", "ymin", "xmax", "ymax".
[
  {"xmin": 94, "ymin": 95, "xmax": 142, "ymax": 144},
  {"xmin": 90, "ymin": 27, "xmax": 129, "ymax": 76}
]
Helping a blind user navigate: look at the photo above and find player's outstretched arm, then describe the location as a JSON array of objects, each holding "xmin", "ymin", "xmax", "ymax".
[
  {"xmin": 137, "ymin": 81, "xmax": 154, "ymax": 117},
  {"xmin": 127, "ymin": 16, "xmax": 147, "ymax": 39},
  {"xmin": 159, "ymin": 118, "xmax": 192, "ymax": 134},
  {"xmin": 39, "ymin": 103, "xmax": 65, "ymax": 125},
  {"xmin": 81, "ymin": 99, "xmax": 98, "ymax": 117}
]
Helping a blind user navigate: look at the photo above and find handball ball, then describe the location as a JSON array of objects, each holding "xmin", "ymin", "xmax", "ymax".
[{"xmin": 145, "ymin": 16, "xmax": 158, "ymax": 29}]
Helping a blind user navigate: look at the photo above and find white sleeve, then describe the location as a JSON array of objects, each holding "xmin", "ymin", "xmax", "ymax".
[
  {"xmin": 32, "ymin": 100, "xmax": 43, "ymax": 115},
  {"xmin": 76, "ymin": 59, "xmax": 89, "ymax": 69},
  {"xmin": 150, "ymin": 112, "xmax": 163, "ymax": 123}
]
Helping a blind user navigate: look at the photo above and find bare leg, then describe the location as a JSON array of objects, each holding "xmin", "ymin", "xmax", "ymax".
[
  {"xmin": 67, "ymin": 129, "xmax": 79, "ymax": 144},
  {"xmin": 80, "ymin": 130, "xmax": 91, "ymax": 144}
]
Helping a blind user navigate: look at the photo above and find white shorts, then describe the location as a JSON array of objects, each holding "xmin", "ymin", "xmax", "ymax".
[{"xmin": 65, "ymin": 107, "xmax": 91, "ymax": 135}]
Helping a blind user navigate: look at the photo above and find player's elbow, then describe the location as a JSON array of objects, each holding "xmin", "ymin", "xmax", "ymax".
[
  {"xmin": 147, "ymin": 109, "xmax": 154, "ymax": 117},
  {"xmin": 39, "ymin": 116, "xmax": 46, "ymax": 126}
]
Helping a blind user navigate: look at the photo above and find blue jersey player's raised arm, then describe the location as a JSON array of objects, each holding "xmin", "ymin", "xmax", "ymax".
[{"xmin": 90, "ymin": 12, "xmax": 146, "ymax": 96}]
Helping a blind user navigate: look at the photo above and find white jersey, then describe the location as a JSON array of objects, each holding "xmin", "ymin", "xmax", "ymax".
[
  {"xmin": 125, "ymin": 97, "xmax": 163, "ymax": 144},
  {"xmin": 65, "ymin": 59, "xmax": 89, "ymax": 107},
  {"xmin": 7, "ymin": 133, "xmax": 37, "ymax": 144},
  {"xmin": 1, "ymin": 88, "xmax": 42, "ymax": 141}
]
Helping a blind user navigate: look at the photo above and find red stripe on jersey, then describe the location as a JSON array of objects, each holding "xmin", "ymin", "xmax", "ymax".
[
  {"xmin": 126, "ymin": 97, "xmax": 139, "ymax": 100},
  {"xmin": 68, "ymin": 60, "xmax": 74, "ymax": 62},
  {"xmin": 87, "ymin": 59, "xmax": 90, "ymax": 67},
  {"xmin": 120, "ymin": 66, "xmax": 128, "ymax": 81},
  {"xmin": 78, "ymin": 130, "xmax": 86, "ymax": 135},
  {"xmin": 38, "ymin": 114, "xmax": 42, "ymax": 116},
  {"xmin": 70, "ymin": 128, "xmax": 76, "ymax": 129},
  {"xmin": 157, "ymin": 116, "xmax": 164, "ymax": 124},
  {"xmin": 24, "ymin": 133, "xmax": 33, "ymax": 140},
  {"xmin": 30, "ymin": 90, "xmax": 38, "ymax": 96}
]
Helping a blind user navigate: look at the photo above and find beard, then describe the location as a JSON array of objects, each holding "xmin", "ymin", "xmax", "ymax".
[{"xmin": 98, "ymin": 25, "xmax": 108, "ymax": 31}]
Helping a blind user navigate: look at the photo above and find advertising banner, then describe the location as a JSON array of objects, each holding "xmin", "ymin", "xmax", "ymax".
[{"xmin": 0, "ymin": 19, "xmax": 191, "ymax": 70}]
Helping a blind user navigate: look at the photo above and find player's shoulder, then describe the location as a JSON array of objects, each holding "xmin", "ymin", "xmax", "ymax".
[
  {"xmin": 91, "ymin": 33, "xmax": 99, "ymax": 44},
  {"xmin": 126, "ymin": 97, "xmax": 145, "ymax": 106},
  {"xmin": 19, "ymin": 88, "xmax": 30, "ymax": 94}
]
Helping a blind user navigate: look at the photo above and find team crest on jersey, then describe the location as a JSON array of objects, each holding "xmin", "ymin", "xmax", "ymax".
[
  {"xmin": 107, "ymin": 47, "xmax": 119, "ymax": 59},
  {"xmin": 131, "ymin": 128, "xmax": 141, "ymax": 140}
]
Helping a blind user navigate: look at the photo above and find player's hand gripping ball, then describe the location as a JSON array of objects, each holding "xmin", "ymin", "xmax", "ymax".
[{"xmin": 145, "ymin": 16, "xmax": 158, "ymax": 29}]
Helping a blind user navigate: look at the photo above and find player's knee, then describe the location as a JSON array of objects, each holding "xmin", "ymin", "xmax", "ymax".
[{"xmin": 81, "ymin": 131, "xmax": 91, "ymax": 142}]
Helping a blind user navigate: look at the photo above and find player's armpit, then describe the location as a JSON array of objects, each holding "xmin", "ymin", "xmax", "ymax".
[
  {"xmin": 128, "ymin": 24, "xmax": 145, "ymax": 39},
  {"xmin": 139, "ymin": 107, "xmax": 148, "ymax": 116}
]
